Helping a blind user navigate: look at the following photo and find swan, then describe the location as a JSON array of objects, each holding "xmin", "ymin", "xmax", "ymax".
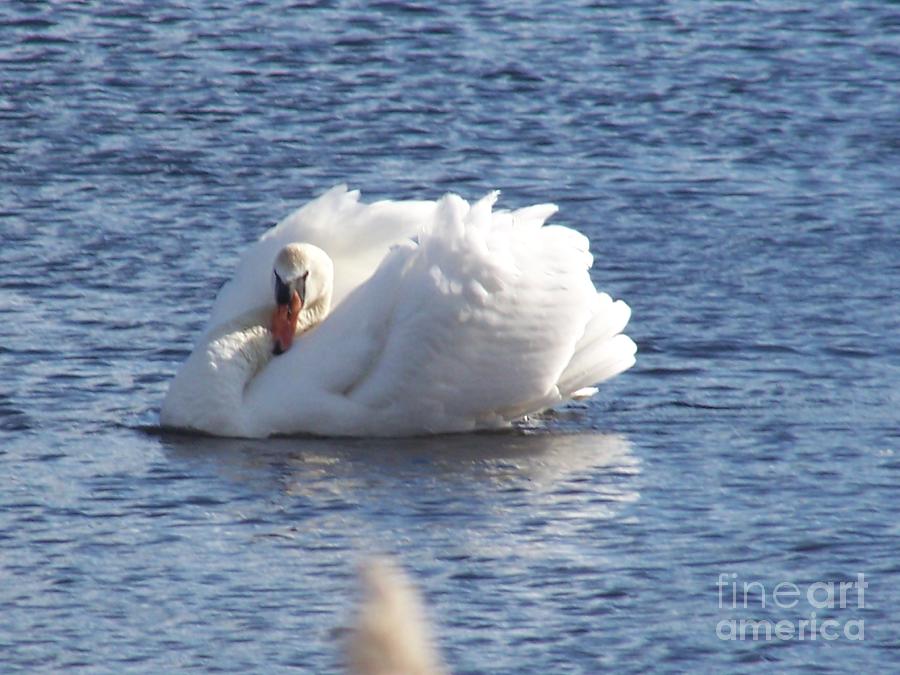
[{"xmin": 160, "ymin": 185, "xmax": 636, "ymax": 437}]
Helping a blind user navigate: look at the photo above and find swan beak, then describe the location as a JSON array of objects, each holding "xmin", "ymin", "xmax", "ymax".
[{"xmin": 271, "ymin": 290, "xmax": 302, "ymax": 355}]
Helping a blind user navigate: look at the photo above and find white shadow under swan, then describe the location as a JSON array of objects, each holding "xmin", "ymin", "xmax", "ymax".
[{"xmin": 160, "ymin": 186, "xmax": 636, "ymax": 437}]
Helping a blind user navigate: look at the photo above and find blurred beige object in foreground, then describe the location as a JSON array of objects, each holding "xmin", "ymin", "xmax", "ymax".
[{"xmin": 348, "ymin": 558, "xmax": 447, "ymax": 675}]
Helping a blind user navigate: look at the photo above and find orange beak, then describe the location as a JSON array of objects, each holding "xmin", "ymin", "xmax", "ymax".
[{"xmin": 271, "ymin": 290, "xmax": 302, "ymax": 355}]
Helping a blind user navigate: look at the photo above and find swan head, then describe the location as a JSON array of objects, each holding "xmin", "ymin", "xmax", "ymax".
[{"xmin": 271, "ymin": 243, "xmax": 333, "ymax": 355}]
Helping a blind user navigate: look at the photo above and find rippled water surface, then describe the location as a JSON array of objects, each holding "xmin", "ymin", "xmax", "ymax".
[{"xmin": 2, "ymin": 1, "xmax": 898, "ymax": 672}]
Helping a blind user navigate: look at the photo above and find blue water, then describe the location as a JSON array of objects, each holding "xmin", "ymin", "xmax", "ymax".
[{"xmin": 2, "ymin": 1, "xmax": 898, "ymax": 672}]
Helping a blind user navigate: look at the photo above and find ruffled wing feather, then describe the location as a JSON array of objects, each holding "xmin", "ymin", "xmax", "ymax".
[{"xmin": 242, "ymin": 191, "xmax": 635, "ymax": 436}]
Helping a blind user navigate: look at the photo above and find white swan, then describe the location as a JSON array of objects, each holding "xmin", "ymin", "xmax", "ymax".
[{"xmin": 160, "ymin": 185, "xmax": 636, "ymax": 437}]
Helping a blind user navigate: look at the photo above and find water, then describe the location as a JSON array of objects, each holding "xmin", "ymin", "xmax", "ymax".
[{"xmin": 2, "ymin": 0, "xmax": 898, "ymax": 671}]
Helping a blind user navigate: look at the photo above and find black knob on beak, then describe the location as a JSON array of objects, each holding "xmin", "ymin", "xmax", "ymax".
[{"xmin": 274, "ymin": 271, "xmax": 291, "ymax": 306}]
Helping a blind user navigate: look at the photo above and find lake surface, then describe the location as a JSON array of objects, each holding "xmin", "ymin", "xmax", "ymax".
[{"xmin": 2, "ymin": 1, "xmax": 898, "ymax": 672}]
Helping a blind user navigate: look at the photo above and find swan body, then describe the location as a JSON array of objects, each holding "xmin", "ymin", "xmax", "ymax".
[{"xmin": 161, "ymin": 185, "xmax": 636, "ymax": 437}]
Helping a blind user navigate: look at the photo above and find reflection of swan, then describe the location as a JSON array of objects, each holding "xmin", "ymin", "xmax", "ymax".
[
  {"xmin": 161, "ymin": 186, "xmax": 636, "ymax": 438},
  {"xmin": 159, "ymin": 430, "xmax": 638, "ymax": 508}
]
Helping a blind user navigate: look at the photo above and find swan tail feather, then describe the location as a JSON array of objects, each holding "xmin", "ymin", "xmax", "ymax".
[
  {"xmin": 556, "ymin": 293, "xmax": 636, "ymax": 398},
  {"xmin": 558, "ymin": 333, "xmax": 637, "ymax": 399}
]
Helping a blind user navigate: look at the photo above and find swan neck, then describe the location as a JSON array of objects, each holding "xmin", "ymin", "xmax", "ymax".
[
  {"xmin": 160, "ymin": 309, "xmax": 274, "ymax": 437},
  {"xmin": 297, "ymin": 288, "xmax": 332, "ymax": 335}
]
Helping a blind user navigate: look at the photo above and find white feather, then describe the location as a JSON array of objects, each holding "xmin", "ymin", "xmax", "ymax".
[{"xmin": 161, "ymin": 187, "xmax": 636, "ymax": 437}]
